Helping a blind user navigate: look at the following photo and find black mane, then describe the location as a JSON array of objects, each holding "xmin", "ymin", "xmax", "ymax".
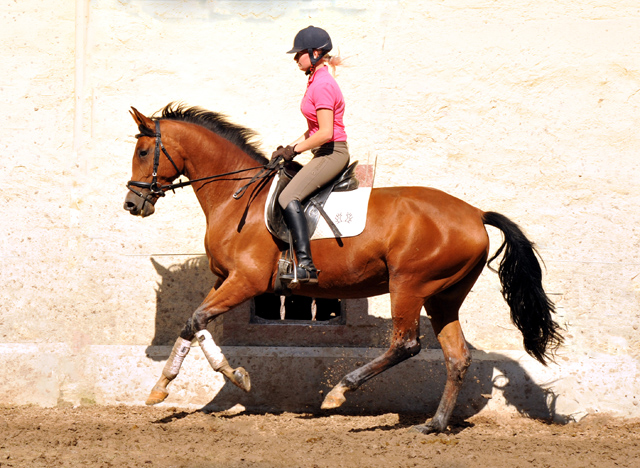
[{"xmin": 155, "ymin": 103, "xmax": 268, "ymax": 164}]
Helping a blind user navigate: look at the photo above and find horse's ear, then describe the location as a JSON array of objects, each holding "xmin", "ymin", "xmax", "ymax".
[
  {"xmin": 150, "ymin": 257, "xmax": 170, "ymax": 277},
  {"xmin": 130, "ymin": 107, "xmax": 154, "ymax": 134}
]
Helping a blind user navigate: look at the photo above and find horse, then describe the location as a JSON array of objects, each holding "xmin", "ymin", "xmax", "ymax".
[{"xmin": 123, "ymin": 103, "xmax": 563, "ymax": 434}]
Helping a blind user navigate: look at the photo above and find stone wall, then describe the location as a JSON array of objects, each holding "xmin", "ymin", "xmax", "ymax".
[{"xmin": 1, "ymin": 1, "xmax": 638, "ymax": 418}]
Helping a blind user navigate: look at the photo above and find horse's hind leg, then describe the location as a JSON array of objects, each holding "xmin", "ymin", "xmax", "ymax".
[
  {"xmin": 321, "ymin": 293, "xmax": 423, "ymax": 410},
  {"xmin": 411, "ymin": 262, "xmax": 484, "ymax": 434},
  {"xmin": 410, "ymin": 313, "xmax": 470, "ymax": 433}
]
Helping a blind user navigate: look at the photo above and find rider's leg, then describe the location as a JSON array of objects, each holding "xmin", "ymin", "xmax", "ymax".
[
  {"xmin": 278, "ymin": 142, "xmax": 349, "ymax": 284},
  {"xmin": 280, "ymin": 199, "xmax": 318, "ymax": 283},
  {"xmin": 278, "ymin": 142, "xmax": 350, "ymax": 209}
]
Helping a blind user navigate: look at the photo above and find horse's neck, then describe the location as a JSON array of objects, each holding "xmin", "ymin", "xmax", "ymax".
[{"xmin": 184, "ymin": 134, "xmax": 268, "ymax": 221}]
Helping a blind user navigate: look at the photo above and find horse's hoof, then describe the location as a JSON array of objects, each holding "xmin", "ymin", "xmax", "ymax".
[
  {"xmin": 321, "ymin": 389, "xmax": 346, "ymax": 410},
  {"xmin": 229, "ymin": 367, "xmax": 251, "ymax": 392},
  {"xmin": 145, "ymin": 388, "xmax": 169, "ymax": 406},
  {"xmin": 409, "ymin": 424, "xmax": 441, "ymax": 435}
]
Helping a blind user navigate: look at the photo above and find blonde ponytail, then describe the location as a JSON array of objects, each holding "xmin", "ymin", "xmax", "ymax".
[{"xmin": 324, "ymin": 53, "xmax": 345, "ymax": 76}]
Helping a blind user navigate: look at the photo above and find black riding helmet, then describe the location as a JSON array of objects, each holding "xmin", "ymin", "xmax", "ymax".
[{"xmin": 287, "ymin": 26, "xmax": 333, "ymax": 68}]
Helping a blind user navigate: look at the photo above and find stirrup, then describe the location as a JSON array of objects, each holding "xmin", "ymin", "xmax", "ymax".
[{"xmin": 281, "ymin": 263, "xmax": 318, "ymax": 284}]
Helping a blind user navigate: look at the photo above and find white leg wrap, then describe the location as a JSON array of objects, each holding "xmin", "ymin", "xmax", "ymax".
[
  {"xmin": 162, "ymin": 337, "xmax": 192, "ymax": 380},
  {"xmin": 195, "ymin": 329, "xmax": 228, "ymax": 372}
]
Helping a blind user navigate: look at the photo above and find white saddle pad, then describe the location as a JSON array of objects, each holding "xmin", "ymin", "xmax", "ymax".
[{"xmin": 310, "ymin": 187, "xmax": 372, "ymax": 240}]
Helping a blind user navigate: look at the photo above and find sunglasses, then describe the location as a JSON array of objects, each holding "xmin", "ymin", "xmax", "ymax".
[{"xmin": 294, "ymin": 50, "xmax": 309, "ymax": 61}]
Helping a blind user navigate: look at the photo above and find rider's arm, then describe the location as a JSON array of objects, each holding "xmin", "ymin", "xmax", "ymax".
[
  {"xmin": 289, "ymin": 130, "xmax": 309, "ymax": 148},
  {"xmin": 290, "ymin": 108, "xmax": 334, "ymax": 154}
]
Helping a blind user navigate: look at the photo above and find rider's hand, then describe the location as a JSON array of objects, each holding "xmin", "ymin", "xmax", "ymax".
[
  {"xmin": 270, "ymin": 146, "xmax": 283, "ymax": 161},
  {"xmin": 271, "ymin": 145, "xmax": 298, "ymax": 161}
]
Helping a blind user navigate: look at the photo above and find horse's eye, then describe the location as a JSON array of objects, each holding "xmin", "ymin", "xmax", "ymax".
[{"xmin": 139, "ymin": 150, "xmax": 148, "ymax": 157}]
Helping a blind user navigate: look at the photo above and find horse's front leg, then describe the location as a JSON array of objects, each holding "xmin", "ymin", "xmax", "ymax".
[
  {"xmin": 146, "ymin": 336, "xmax": 193, "ymax": 405},
  {"xmin": 146, "ymin": 277, "xmax": 253, "ymax": 406}
]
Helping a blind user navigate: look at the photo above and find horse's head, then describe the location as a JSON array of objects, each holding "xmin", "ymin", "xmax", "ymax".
[{"xmin": 124, "ymin": 107, "xmax": 183, "ymax": 217}]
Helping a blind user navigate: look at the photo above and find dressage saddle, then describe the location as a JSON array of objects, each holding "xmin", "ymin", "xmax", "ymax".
[{"xmin": 266, "ymin": 160, "xmax": 360, "ymax": 243}]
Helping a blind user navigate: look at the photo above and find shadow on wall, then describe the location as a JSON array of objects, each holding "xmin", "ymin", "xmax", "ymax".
[
  {"xmin": 147, "ymin": 256, "xmax": 568, "ymax": 422},
  {"xmin": 146, "ymin": 257, "xmax": 215, "ymax": 348}
]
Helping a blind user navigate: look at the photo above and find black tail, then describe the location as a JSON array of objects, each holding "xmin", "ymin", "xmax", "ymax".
[{"xmin": 483, "ymin": 211, "xmax": 563, "ymax": 365}]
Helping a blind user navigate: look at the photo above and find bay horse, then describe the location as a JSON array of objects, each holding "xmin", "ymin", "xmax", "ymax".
[{"xmin": 123, "ymin": 103, "xmax": 562, "ymax": 434}]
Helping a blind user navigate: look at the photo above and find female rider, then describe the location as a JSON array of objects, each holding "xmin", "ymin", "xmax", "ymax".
[{"xmin": 272, "ymin": 26, "xmax": 349, "ymax": 284}]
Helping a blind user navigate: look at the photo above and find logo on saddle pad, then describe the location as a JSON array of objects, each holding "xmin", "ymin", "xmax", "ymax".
[{"xmin": 264, "ymin": 161, "xmax": 373, "ymax": 242}]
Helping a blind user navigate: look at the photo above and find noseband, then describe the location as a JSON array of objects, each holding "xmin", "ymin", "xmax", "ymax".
[{"xmin": 126, "ymin": 120, "xmax": 282, "ymax": 205}]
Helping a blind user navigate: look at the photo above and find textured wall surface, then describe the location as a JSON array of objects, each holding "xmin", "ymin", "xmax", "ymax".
[{"xmin": 1, "ymin": 1, "xmax": 639, "ymax": 418}]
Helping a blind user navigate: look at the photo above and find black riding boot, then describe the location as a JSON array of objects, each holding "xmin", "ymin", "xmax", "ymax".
[{"xmin": 281, "ymin": 200, "xmax": 318, "ymax": 284}]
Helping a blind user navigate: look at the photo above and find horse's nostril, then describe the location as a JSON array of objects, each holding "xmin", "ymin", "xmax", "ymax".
[{"xmin": 124, "ymin": 201, "xmax": 137, "ymax": 212}]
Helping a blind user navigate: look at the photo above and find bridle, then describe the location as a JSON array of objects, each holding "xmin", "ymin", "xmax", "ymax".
[
  {"xmin": 126, "ymin": 120, "xmax": 280, "ymax": 206},
  {"xmin": 126, "ymin": 121, "xmax": 181, "ymax": 203}
]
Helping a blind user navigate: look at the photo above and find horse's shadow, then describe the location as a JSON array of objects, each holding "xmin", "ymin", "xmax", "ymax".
[
  {"xmin": 145, "ymin": 257, "xmax": 214, "ymax": 349},
  {"xmin": 146, "ymin": 256, "xmax": 567, "ymax": 426}
]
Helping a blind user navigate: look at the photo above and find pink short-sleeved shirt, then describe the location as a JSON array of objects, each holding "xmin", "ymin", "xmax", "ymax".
[{"xmin": 301, "ymin": 66, "xmax": 347, "ymax": 142}]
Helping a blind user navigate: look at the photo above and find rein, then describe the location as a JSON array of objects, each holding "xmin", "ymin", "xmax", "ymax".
[{"xmin": 126, "ymin": 120, "xmax": 280, "ymax": 203}]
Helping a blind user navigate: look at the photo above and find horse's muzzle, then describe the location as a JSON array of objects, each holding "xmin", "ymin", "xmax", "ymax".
[{"xmin": 124, "ymin": 190, "xmax": 156, "ymax": 217}]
